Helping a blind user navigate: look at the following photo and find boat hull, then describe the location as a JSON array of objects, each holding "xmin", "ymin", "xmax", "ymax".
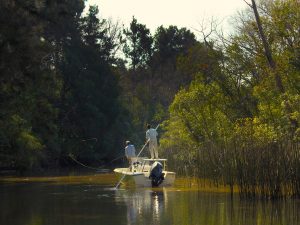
[{"xmin": 114, "ymin": 168, "xmax": 175, "ymax": 187}]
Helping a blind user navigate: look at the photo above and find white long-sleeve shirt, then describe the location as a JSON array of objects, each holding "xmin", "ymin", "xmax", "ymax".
[
  {"xmin": 146, "ymin": 128, "xmax": 158, "ymax": 142},
  {"xmin": 125, "ymin": 144, "xmax": 136, "ymax": 157}
]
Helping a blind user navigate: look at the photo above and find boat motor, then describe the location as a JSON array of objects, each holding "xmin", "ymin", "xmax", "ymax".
[{"xmin": 149, "ymin": 161, "xmax": 164, "ymax": 187}]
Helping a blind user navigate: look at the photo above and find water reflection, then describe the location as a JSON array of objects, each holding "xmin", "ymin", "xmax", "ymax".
[
  {"xmin": 115, "ymin": 188, "xmax": 300, "ymax": 225},
  {"xmin": 115, "ymin": 189, "xmax": 167, "ymax": 225},
  {"xmin": 0, "ymin": 175, "xmax": 300, "ymax": 225}
]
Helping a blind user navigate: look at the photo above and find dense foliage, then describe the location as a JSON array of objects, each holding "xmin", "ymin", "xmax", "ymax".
[
  {"xmin": 160, "ymin": 0, "xmax": 300, "ymax": 198},
  {"xmin": 0, "ymin": 0, "xmax": 126, "ymax": 170}
]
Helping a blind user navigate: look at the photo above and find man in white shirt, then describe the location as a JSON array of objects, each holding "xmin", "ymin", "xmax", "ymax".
[
  {"xmin": 146, "ymin": 124, "xmax": 158, "ymax": 159},
  {"xmin": 125, "ymin": 141, "xmax": 136, "ymax": 165}
]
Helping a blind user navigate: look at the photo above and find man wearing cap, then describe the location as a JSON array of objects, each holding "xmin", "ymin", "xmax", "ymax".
[{"xmin": 125, "ymin": 140, "xmax": 136, "ymax": 165}]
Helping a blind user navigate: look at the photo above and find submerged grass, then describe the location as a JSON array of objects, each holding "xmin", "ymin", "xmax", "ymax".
[
  {"xmin": 0, "ymin": 173, "xmax": 117, "ymax": 185},
  {"xmin": 0, "ymin": 173, "xmax": 239, "ymax": 193},
  {"xmin": 174, "ymin": 177, "xmax": 239, "ymax": 193}
]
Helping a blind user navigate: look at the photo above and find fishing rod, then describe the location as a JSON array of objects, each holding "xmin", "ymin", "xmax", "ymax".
[
  {"xmin": 68, "ymin": 153, "xmax": 124, "ymax": 171},
  {"xmin": 69, "ymin": 135, "xmax": 122, "ymax": 171}
]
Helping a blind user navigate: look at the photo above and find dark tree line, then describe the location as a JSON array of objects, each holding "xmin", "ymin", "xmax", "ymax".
[
  {"xmin": 0, "ymin": 0, "xmax": 203, "ymax": 171},
  {"xmin": 0, "ymin": 0, "xmax": 127, "ymax": 170}
]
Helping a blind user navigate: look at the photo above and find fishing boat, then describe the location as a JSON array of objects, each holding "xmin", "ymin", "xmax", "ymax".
[{"xmin": 114, "ymin": 158, "xmax": 176, "ymax": 187}]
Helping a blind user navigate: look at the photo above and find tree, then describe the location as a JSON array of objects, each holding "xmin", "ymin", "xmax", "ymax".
[
  {"xmin": 160, "ymin": 0, "xmax": 300, "ymax": 198},
  {"xmin": 0, "ymin": 1, "xmax": 128, "ymax": 170},
  {"xmin": 250, "ymin": 0, "xmax": 284, "ymax": 92},
  {"xmin": 152, "ymin": 26, "xmax": 197, "ymax": 66},
  {"xmin": 53, "ymin": 4, "xmax": 124, "ymax": 163},
  {"xmin": 246, "ymin": 0, "xmax": 299, "ymax": 132},
  {"xmin": 81, "ymin": 5, "xmax": 122, "ymax": 65},
  {"xmin": 0, "ymin": 0, "xmax": 64, "ymax": 169},
  {"xmin": 123, "ymin": 17, "xmax": 153, "ymax": 70}
]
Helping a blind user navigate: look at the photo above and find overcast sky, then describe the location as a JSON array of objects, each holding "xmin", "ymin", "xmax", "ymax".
[{"xmin": 86, "ymin": 0, "xmax": 248, "ymax": 33}]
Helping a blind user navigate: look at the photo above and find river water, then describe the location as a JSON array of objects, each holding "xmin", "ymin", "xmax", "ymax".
[{"xmin": 0, "ymin": 173, "xmax": 299, "ymax": 225}]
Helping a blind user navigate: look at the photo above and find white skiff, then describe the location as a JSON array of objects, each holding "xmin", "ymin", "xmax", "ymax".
[{"xmin": 114, "ymin": 158, "xmax": 176, "ymax": 187}]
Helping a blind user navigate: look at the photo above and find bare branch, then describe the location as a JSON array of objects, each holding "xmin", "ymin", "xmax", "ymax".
[
  {"xmin": 242, "ymin": 0, "xmax": 253, "ymax": 8},
  {"xmin": 192, "ymin": 17, "xmax": 222, "ymax": 49}
]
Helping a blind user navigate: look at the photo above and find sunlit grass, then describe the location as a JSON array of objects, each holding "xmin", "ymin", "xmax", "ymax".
[
  {"xmin": 0, "ymin": 173, "xmax": 239, "ymax": 193},
  {"xmin": 173, "ymin": 177, "xmax": 239, "ymax": 193},
  {"xmin": 0, "ymin": 173, "xmax": 117, "ymax": 185}
]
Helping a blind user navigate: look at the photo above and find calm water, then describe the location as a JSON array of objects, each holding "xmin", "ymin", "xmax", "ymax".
[{"xmin": 0, "ymin": 173, "xmax": 300, "ymax": 225}]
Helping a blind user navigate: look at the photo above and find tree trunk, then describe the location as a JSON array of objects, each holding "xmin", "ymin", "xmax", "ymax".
[
  {"xmin": 251, "ymin": 0, "xmax": 284, "ymax": 93},
  {"xmin": 250, "ymin": 0, "xmax": 298, "ymax": 132}
]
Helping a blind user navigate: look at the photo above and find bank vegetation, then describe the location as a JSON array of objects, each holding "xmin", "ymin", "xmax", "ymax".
[{"xmin": 161, "ymin": 0, "xmax": 300, "ymax": 199}]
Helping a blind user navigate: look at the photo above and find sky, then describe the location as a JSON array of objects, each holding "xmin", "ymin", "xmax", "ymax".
[{"xmin": 86, "ymin": 0, "xmax": 248, "ymax": 34}]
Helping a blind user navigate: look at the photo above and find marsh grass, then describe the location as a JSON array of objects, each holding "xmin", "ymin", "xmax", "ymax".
[{"xmin": 166, "ymin": 139, "xmax": 300, "ymax": 199}]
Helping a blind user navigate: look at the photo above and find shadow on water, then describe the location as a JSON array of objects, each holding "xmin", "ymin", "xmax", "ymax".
[{"xmin": 0, "ymin": 173, "xmax": 300, "ymax": 225}]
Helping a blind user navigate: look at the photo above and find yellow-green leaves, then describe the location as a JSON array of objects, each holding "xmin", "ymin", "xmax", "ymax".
[{"xmin": 16, "ymin": 131, "xmax": 44, "ymax": 152}]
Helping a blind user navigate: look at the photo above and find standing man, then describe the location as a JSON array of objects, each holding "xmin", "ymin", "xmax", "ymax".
[
  {"xmin": 125, "ymin": 141, "xmax": 136, "ymax": 165},
  {"xmin": 146, "ymin": 124, "xmax": 158, "ymax": 159}
]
